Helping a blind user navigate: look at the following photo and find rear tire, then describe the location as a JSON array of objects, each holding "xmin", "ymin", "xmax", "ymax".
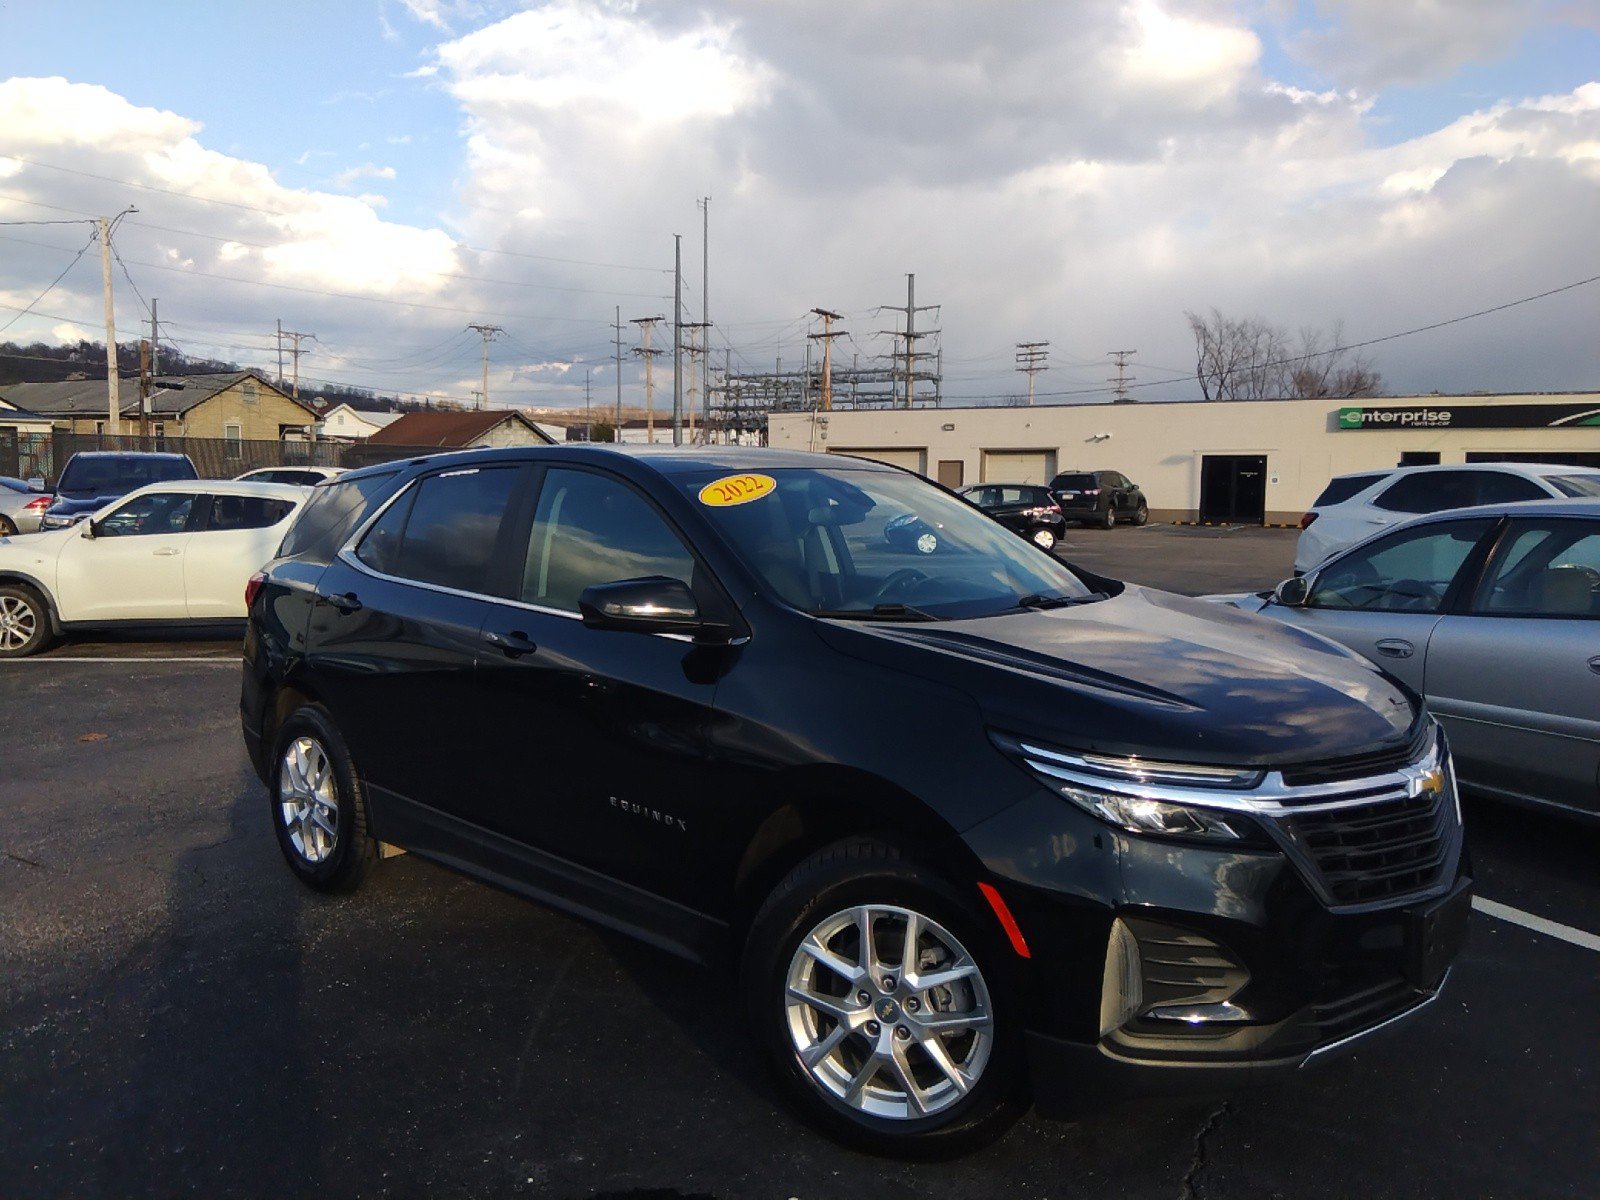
[
  {"xmin": 1030, "ymin": 528, "xmax": 1058, "ymax": 552},
  {"xmin": 0, "ymin": 515, "xmax": 17, "ymax": 537},
  {"xmin": 0, "ymin": 582, "xmax": 54, "ymax": 657},
  {"xmin": 269, "ymin": 705, "xmax": 378, "ymax": 893},
  {"xmin": 1101, "ymin": 507, "xmax": 1116, "ymax": 530},
  {"xmin": 744, "ymin": 840, "xmax": 1028, "ymax": 1158}
]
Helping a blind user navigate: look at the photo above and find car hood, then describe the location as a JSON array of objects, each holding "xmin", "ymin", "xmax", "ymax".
[
  {"xmin": 814, "ymin": 585, "xmax": 1417, "ymax": 768},
  {"xmin": 46, "ymin": 495, "xmax": 118, "ymax": 516}
]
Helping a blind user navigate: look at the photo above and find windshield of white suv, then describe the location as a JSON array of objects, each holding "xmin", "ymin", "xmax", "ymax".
[{"xmin": 681, "ymin": 466, "xmax": 1096, "ymax": 619}]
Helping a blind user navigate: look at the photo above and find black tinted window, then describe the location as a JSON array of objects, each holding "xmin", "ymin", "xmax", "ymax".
[
  {"xmin": 1474, "ymin": 472, "xmax": 1547, "ymax": 504},
  {"xmin": 1314, "ymin": 473, "xmax": 1388, "ymax": 506},
  {"xmin": 205, "ymin": 495, "xmax": 296, "ymax": 531},
  {"xmin": 1545, "ymin": 474, "xmax": 1600, "ymax": 498},
  {"xmin": 522, "ymin": 468, "xmax": 694, "ymax": 612},
  {"xmin": 1051, "ymin": 474, "xmax": 1096, "ymax": 490},
  {"xmin": 370, "ymin": 467, "xmax": 520, "ymax": 594},
  {"xmin": 58, "ymin": 455, "xmax": 195, "ymax": 497},
  {"xmin": 1373, "ymin": 471, "xmax": 1478, "ymax": 514},
  {"xmin": 278, "ymin": 471, "xmax": 399, "ymax": 563}
]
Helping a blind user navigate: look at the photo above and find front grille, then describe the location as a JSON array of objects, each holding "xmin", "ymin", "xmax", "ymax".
[{"xmin": 1283, "ymin": 787, "xmax": 1451, "ymax": 905}]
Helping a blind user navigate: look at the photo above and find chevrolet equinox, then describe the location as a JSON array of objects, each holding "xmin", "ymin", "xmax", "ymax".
[{"xmin": 242, "ymin": 446, "xmax": 1470, "ymax": 1155}]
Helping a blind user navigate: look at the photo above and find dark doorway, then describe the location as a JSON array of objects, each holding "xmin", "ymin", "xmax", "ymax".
[
  {"xmin": 1198, "ymin": 455, "xmax": 1267, "ymax": 524},
  {"xmin": 1399, "ymin": 451, "xmax": 1441, "ymax": 466},
  {"xmin": 936, "ymin": 459, "xmax": 965, "ymax": 488},
  {"xmin": 1465, "ymin": 451, "xmax": 1600, "ymax": 468}
]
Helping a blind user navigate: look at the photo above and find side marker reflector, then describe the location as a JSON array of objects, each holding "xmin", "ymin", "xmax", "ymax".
[{"xmin": 977, "ymin": 882, "xmax": 1031, "ymax": 959}]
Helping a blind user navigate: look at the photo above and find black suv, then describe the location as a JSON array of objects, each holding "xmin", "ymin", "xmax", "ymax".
[
  {"xmin": 956, "ymin": 483, "xmax": 1067, "ymax": 551},
  {"xmin": 1049, "ymin": 470, "xmax": 1147, "ymax": 529},
  {"xmin": 243, "ymin": 447, "xmax": 1469, "ymax": 1155}
]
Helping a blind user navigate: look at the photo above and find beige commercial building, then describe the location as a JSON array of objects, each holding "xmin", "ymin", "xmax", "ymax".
[{"xmin": 768, "ymin": 392, "xmax": 1600, "ymax": 525}]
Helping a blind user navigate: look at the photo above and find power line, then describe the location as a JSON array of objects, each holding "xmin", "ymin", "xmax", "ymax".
[{"xmin": 0, "ymin": 229, "xmax": 97, "ymax": 335}]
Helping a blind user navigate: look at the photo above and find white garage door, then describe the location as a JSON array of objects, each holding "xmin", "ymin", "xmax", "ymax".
[
  {"xmin": 981, "ymin": 450, "xmax": 1057, "ymax": 485},
  {"xmin": 829, "ymin": 447, "xmax": 928, "ymax": 475}
]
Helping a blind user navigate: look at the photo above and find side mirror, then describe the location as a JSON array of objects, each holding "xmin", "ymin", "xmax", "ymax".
[
  {"xmin": 81, "ymin": 519, "xmax": 98, "ymax": 540},
  {"xmin": 579, "ymin": 576, "xmax": 703, "ymax": 636},
  {"xmin": 27, "ymin": 477, "xmax": 46, "ymax": 493},
  {"xmin": 1272, "ymin": 576, "xmax": 1310, "ymax": 607}
]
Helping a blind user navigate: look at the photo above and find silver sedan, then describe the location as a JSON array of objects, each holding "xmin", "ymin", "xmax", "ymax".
[
  {"xmin": 0, "ymin": 476, "xmax": 51, "ymax": 536},
  {"xmin": 1215, "ymin": 498, "xmax": 1600, "ymax": 819}
]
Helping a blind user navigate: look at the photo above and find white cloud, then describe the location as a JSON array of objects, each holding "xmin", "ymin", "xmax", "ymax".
[{"xmin": 333, "ymin": 162, "xmax": 398, "ymax": 187}]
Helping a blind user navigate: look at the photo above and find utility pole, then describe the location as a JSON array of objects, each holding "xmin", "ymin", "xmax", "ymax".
[
  {"xmin": 808, "ymin": 309, "xmax": 845, "ymax": 411},
  {"xmin": 584, "ymin": 368, "xmax": 593, "ymax": 442},
  {"xmin": 149, "ymin": 298, "xmax": 159, "ymax": 376},
  {"xmin": 467, "ymin": 323, "xmax": 503, "ymax": 409},
  {"xmin": 672, "ymin": 234, "xmax": 683, "ymax": 446},
  {"xmin": 631, "ymin": 316, "xmax": 664, "ymax": 444},
  {"xmin": 682, "ymin": 322, "xmax": 710, "ymax": 443},
  {"xmin": 1015, "ymin": 341, "xmax": 1049, "ymax": 405},
  {"xmin": 698, "ymin": 196, "xmax": 710, "ymax": 434},
  {"xmin": 138, "ymin": 338, "xmax": 151, "ymax": 439},
  {"xmin": 98, "ymin": 217, "xmax": 119, "ymax": 434},
  {"xmin": 612, "ymin": 306, "xmax": 624, "ymax": 434},
  {"xmin": 1108, "ymin": 349, "xmax": 1138, "ymax": 403},
  {"xmin": 278, "ymin": 329, "xmax": 317, "ymax": 399}
]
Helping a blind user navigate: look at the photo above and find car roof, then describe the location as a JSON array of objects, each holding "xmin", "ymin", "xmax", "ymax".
[
  {"xmin": 121, "ymin": 479, "xmax": 310, "ymax": 500},
  {"xmin": 65, "ymin": 451, "xmax": 193, "ymax": 462},
  {"xmin": 336, "ymin": 443, "xmax": 900, "ymax": 484},
  {"xmin": 964, "ymin": 481, "xmax": 1044, "ymax": 488},
  {"xmin": 1362, "ymin": 462, "xmax": 1600, "ymax": 480}
]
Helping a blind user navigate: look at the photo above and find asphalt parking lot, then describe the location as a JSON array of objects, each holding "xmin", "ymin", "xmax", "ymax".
[{"xmin": 3, "ymin": 525, "xmax": 1597, "ymax": 1198}]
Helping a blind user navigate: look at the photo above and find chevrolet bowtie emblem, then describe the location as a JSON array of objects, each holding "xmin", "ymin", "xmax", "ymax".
[{"xmin": 1410, "ymin": 766, "xmax": 1445, "ymax": 798}]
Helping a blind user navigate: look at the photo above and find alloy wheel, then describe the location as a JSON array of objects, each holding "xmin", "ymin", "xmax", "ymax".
[
  {"xmin": 0, "ymin": 594, "xmax": 38, "ymax": 652},
  {"xmin": 279, "ymin": 735, "xmax": 339, "ymax": 864},
  {"xmin": 1031, "ymin": 529, "xmax": 1057, "ymax": 550},
  {"xmin": 785, "ymin": 904, "xmax": 994, "ymax": 1121}
]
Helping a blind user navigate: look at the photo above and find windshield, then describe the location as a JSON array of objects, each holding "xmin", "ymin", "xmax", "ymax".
[
  {"xmin": 57, "ymin": 455, "xmax": 195, "ymax": 498},
  {"xmin": 681, "ymin": 465, "xmax": 1095, "ymax": 619},
  {"xmin": 1545, "ymin": 474, "xmax": 1600, "ymax": 498}
]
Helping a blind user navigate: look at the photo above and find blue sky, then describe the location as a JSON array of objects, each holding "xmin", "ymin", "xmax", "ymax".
[{"xmin": 1, "ymin": 1, "xmax": 1596, "ymax": 406}]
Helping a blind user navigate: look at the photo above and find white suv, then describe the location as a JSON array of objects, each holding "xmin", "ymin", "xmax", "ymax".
[
  {"xmin": 1295, "ymin": 462, "xmax": 1600, "ymax": 573},
  {"xmin": 0, "ymin": 480, "xmax": 309, "ymax": 656}
]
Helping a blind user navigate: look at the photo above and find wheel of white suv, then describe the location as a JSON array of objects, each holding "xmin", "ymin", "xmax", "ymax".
[
  {"xmin": 0, "ymin": 583, "xmax": 54, "ymax": 657},
  {"xmin": 1030, "ymin": 528, "xmax": 1058, "ymax": 552},
  {"xmin": 270, "ymin": 705, "xmax": 378, "ymax": 893},
  {"xmin": 744, "ymin": 840, "xmax": 1026, "ymax": 1157}
]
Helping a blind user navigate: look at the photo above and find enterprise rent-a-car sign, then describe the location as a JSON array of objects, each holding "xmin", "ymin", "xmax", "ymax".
[{"xmin": 1338, "ymin": 402, "xmax": 1600, "ymax": 430}]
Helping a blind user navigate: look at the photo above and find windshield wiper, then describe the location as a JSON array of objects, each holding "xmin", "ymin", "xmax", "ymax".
[
  {"xmin": 815, "ymin": 602, "xmax": 939, "ymax": 622},
  {"xmin": 1014, "ymin": 591, "xmax": 1107, "ymax": 610}
]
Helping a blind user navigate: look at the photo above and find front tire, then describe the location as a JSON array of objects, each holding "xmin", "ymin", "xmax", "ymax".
[
  {"xmin": 1133, "ymin": 502, "xmax": 1149, "ymax": 526},
  {"xmin": 0, "ymin": 583, "xmax": 54, "ymax": 657},
  {"xmin": 744, "ymin": 840, "xmax": 1027, "ymax": 1157},
  {"xmin": 270, "ymin": 705, "xmax": 377, "ymax": 893}
]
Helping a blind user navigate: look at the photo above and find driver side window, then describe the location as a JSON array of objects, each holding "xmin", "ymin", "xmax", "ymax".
[
  {"xmin": 97, "ymin": 492, "xmax": 196, "ymax": 538},
  {"xmin": 1309, "ymin": 518, "xmax": 1492, "ymax": 613}
]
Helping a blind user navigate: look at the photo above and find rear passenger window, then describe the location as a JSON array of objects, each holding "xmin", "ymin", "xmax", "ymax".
[
  {"xmin": 1474, "ymin": 473, "xmax": 1547, "ymax": 505},
  {"xmin": 206, "ymin": 495, "xmax": 295, "ymax": 531},
  {"xmin": 358, "ymin": 467, "xmax": 520, "ymax": 595},
  {"xmin": 521, "ymin": 468, "xmax": 694, "ymax": 612},
  {"xmin": 279, "ymin": 471, "xmax": 399, "ymax": 563},
  {"xmin": 1374, "ymin": 471, "xmax": 1478, "ymax": 514}
]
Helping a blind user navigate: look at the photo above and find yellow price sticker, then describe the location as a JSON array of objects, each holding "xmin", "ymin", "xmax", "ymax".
[{"xmin": 698, "ymin": 473, "xmax": 777, "ymax": 507}]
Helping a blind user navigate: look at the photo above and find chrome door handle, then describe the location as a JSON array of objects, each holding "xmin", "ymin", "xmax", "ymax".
[
  {"xmin": 315, "ymin": 590, "xmax": 362, "ymax": 614},
  {"xmin": 1375, "ymin": 638, "xmax": 1414, "ymax": 659},
  {"xmin": 152, "ymin": 547, "xmax": 181, "ymax": 557}
]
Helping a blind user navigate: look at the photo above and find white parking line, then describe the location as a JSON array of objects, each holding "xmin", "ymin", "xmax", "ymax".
[
  {"xmin": 1474, "ymin": 896, "xmax": 1600, "ymax": 953},
  {"xmin": 3, "ymin": 656, "xmax": 237, "ymax": 665}
]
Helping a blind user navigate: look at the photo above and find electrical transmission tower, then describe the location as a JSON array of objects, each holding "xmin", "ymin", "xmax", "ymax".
[
  {"xmin": 1014, "ymin": 341, "xmax": 1049, "ymax": 405},
  {"xmin": 877, "ymin": 273, "xmax": 941, "ymax": 407},
  {"xmin": 466, "ymin": 323, "xmax": 504, "ymax": 409},
  {"xmin": 1108, "ymin": 349, "xmax": 1137, "ymax": 404}
]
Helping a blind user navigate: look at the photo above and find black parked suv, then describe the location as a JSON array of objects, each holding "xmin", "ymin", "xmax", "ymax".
[
  {"xmin": 40, "ymin": 451, "xmax": 198, "ymax": 530},
  {"xmin": 243, "ymin": 447, "xmax": 1469, "ymax": 1155},
  {"xmin": 1049, "ymin": 470, "xmax": 1147, "ymax": 529},
  {"xmin": 956, "ymin": 483, "xmax": 1067, "ymax": 551}
]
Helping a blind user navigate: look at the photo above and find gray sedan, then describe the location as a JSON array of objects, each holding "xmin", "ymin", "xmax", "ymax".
[
  {"xmin": 0, "ymin": 476, "xmax": 51, "ymax": 536},
  {"xmin": 1216, "ymin": 498, "xmax": 1600, "ymax": 819}
]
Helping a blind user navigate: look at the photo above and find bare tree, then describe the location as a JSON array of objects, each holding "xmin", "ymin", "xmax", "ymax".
[{"xmin": 1186, "ymin": 310, "xmax": 1382, "ymax": 400}]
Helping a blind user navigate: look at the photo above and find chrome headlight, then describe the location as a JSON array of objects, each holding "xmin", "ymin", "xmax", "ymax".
[{"xmin": 996, "ymin": 734, "xmax": 1266, "ymax": 843}]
